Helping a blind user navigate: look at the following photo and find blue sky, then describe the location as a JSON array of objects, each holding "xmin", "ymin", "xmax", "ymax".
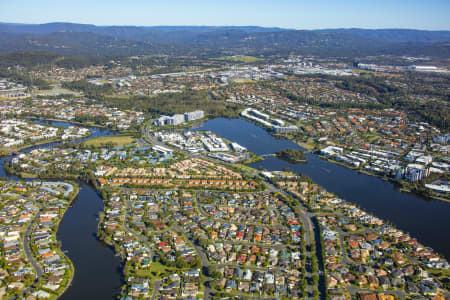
[{"xmin": 1, "ymin": 0, "xmax": 449, "ymax": 30}]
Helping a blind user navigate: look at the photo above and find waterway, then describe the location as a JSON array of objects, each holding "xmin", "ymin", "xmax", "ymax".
[
  {"xmin": 193, "ymin": 118, "xmax": 450, "ymax": 259},
  {"xmin": 0, "ymin": 121, "xmax": 123, "ymax": 299},
  {"xmin": 58, "ymin": 183, "xmax": 123, "ymax": 300},
  {"xmin": 1, "ymin": 117, "xmax": 448, "ymax": 298}
]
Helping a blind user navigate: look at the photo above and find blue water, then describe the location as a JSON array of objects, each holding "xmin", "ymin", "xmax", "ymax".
[
  {"xmin": 194, "ymin": 118, "xmax": 450, "ymax": 259},
  {"xmin": 58, "ymin": 183, "xmax": 122, "ymax": 300},
  {"xmin": 0, "ymin": 121, "xmax": 122, "ymax": 299}
]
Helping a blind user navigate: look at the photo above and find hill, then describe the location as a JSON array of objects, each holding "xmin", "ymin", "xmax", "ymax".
[{"xmin": 0, "ymin": 23, "xmax": 449, "ymax": 58}]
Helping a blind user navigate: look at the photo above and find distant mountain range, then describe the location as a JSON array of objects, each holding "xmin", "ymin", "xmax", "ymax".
[{"xmin": 0, "ymin": 22, "xmax": 449, "ymax": 58}]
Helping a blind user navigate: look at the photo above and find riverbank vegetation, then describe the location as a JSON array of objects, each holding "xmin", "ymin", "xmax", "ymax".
[
  {"xmin": 275, "ymin": 148, "xmax": 308, "ymax": 163},
  {"xmin": 242, "ymin": 153, "xmax": 264, "ymax": 164}
]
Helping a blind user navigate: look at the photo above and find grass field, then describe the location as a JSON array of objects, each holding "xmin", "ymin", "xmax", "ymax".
[
  {"xmin": 19, "ymin": 172, "xmax": 38, "ymax": 178},
  {"xmin": 296, "ymin": 139, "xmax": 316, "ymax": 151},
  {"xmin": 233, "ymin": 78, "xmax": 255, "ymax": 83},
  {"xmin": 83, "ymin": 136, "xmax": 134, "ymax": 147},
  {"xmin": 133, "ymin": 262, "xmax": 182, "ymax": 280},
  {"xmin": 34, "ymin": 89, "xmax": 54, "ymax": 94},
  {"xmin": 235, "ymin": 163, "xmax": 259, "ymax": 174}
]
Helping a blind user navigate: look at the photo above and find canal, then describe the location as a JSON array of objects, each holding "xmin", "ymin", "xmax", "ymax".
[
  {"xmin": 0, "ymin": 121, "xmax": 123, "ymax": 299},
  {"xmin": 1, "ymin": 117, "xmax": 449, "ymax": 298},
  {"xmin": 193, "ymin": 118, "xmax": 450, "ymax": 259},
  {"xmin": 57, "ymin": 183, "xmax": 122, "ymax": 300}
]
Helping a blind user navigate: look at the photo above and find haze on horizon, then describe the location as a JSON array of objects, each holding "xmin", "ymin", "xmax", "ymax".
[{"xmin": 1, "ymin": 0, "xmax": 450, "ymax": 31}]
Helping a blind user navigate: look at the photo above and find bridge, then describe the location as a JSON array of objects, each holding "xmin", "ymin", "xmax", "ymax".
[{"xmin": 260, "ymin": 153, "xmax": 276, "ymax": 158}]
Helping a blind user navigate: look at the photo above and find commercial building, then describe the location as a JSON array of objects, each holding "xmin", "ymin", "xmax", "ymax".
[
  {"xmin": 320, "ymin": 146, "xmax": 344, "ymax": 157},
  {"xmin": 184, "ymin": 110, "xmax": 205, "ymax": 121},
  {"xmin": 154, "ymin": 110, "xmax": 205, "ymax": 126},
  {"xmin": 248, "ymin": 109, "xmax": 269, "ymax": 120},
  {"xmin": 272, "ymin": 125, "xmax": 298, "ymax": 133},
  {"xmin": 167, "ymin": 114, "xmax": 185, "ymax": 126}
]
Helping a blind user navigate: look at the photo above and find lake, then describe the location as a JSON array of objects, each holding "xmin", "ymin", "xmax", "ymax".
[
  {"xmin": 193, "ymin": 118, "xmax": 450, "ymax": 259},
  {"xmin": 0, "ymin": 121, "xmax": 123, "ymax": 299}
]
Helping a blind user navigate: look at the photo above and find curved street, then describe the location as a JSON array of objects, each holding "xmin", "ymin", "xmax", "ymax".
[{"xmin": 21, "ymin": 204, "xmax": 44, "ymax": 297}]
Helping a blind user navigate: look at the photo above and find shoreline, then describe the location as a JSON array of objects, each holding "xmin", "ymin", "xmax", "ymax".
[
  {"xmin": 239, "ymin": 116, "xmax": 450, "ymax": 204},
  {"xmin": 56, "ymin": 181, "xmax": 124, "ymax": 299},
  {"xmin": 0, "ymin": 121, "xmax": 122, "ymax": 299},
  {"xmin": 1, "ymin": 137, "xmax": 69, "ymax": 156},
  {"xmin": 316, "ymin": 154, "xmax": 450, "ymax": 204},
  {"xmin": 27, "ymin": 116, "xmax": 137, "ymax": 135},
  {"xmin": 0, "ymin": 132, "xmax": 92, "ymax": 156},
  {"xmin": 54, "ymin": 182, "xmax": 79, "ymax": 299},
  {"xmin": 26, "ymin": 116, "xmax": 110, "ymax": 130}
]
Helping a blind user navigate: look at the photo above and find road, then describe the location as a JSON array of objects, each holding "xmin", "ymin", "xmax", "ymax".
[
  {"xmin": 150, "ymin": 279, "xmax": 161, "ymax": 300},
  {"xmin": 21, "ymin": 205, "xmax": 44, "ymax": 297},
  {"xmin": 264, "ymin": 180, "xmax": 322, "ymax": 299},
  {"xmin": 23, "ymin": 208, "xmax": 44, "ymax": 278},
  {"xmin": 169, "ymin": 224, "xmax": 214, "ymax": 300},
  {"xmin": 135, "ymin": 123, "xmax": 322, "ymax": 298},
  {"xmin": 123, "ymin": 202, "xmax": 169, "ymax": 298},
  {"xmin": 123, "ymin": 202, "xmax": 156, "ymax": 259}
]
